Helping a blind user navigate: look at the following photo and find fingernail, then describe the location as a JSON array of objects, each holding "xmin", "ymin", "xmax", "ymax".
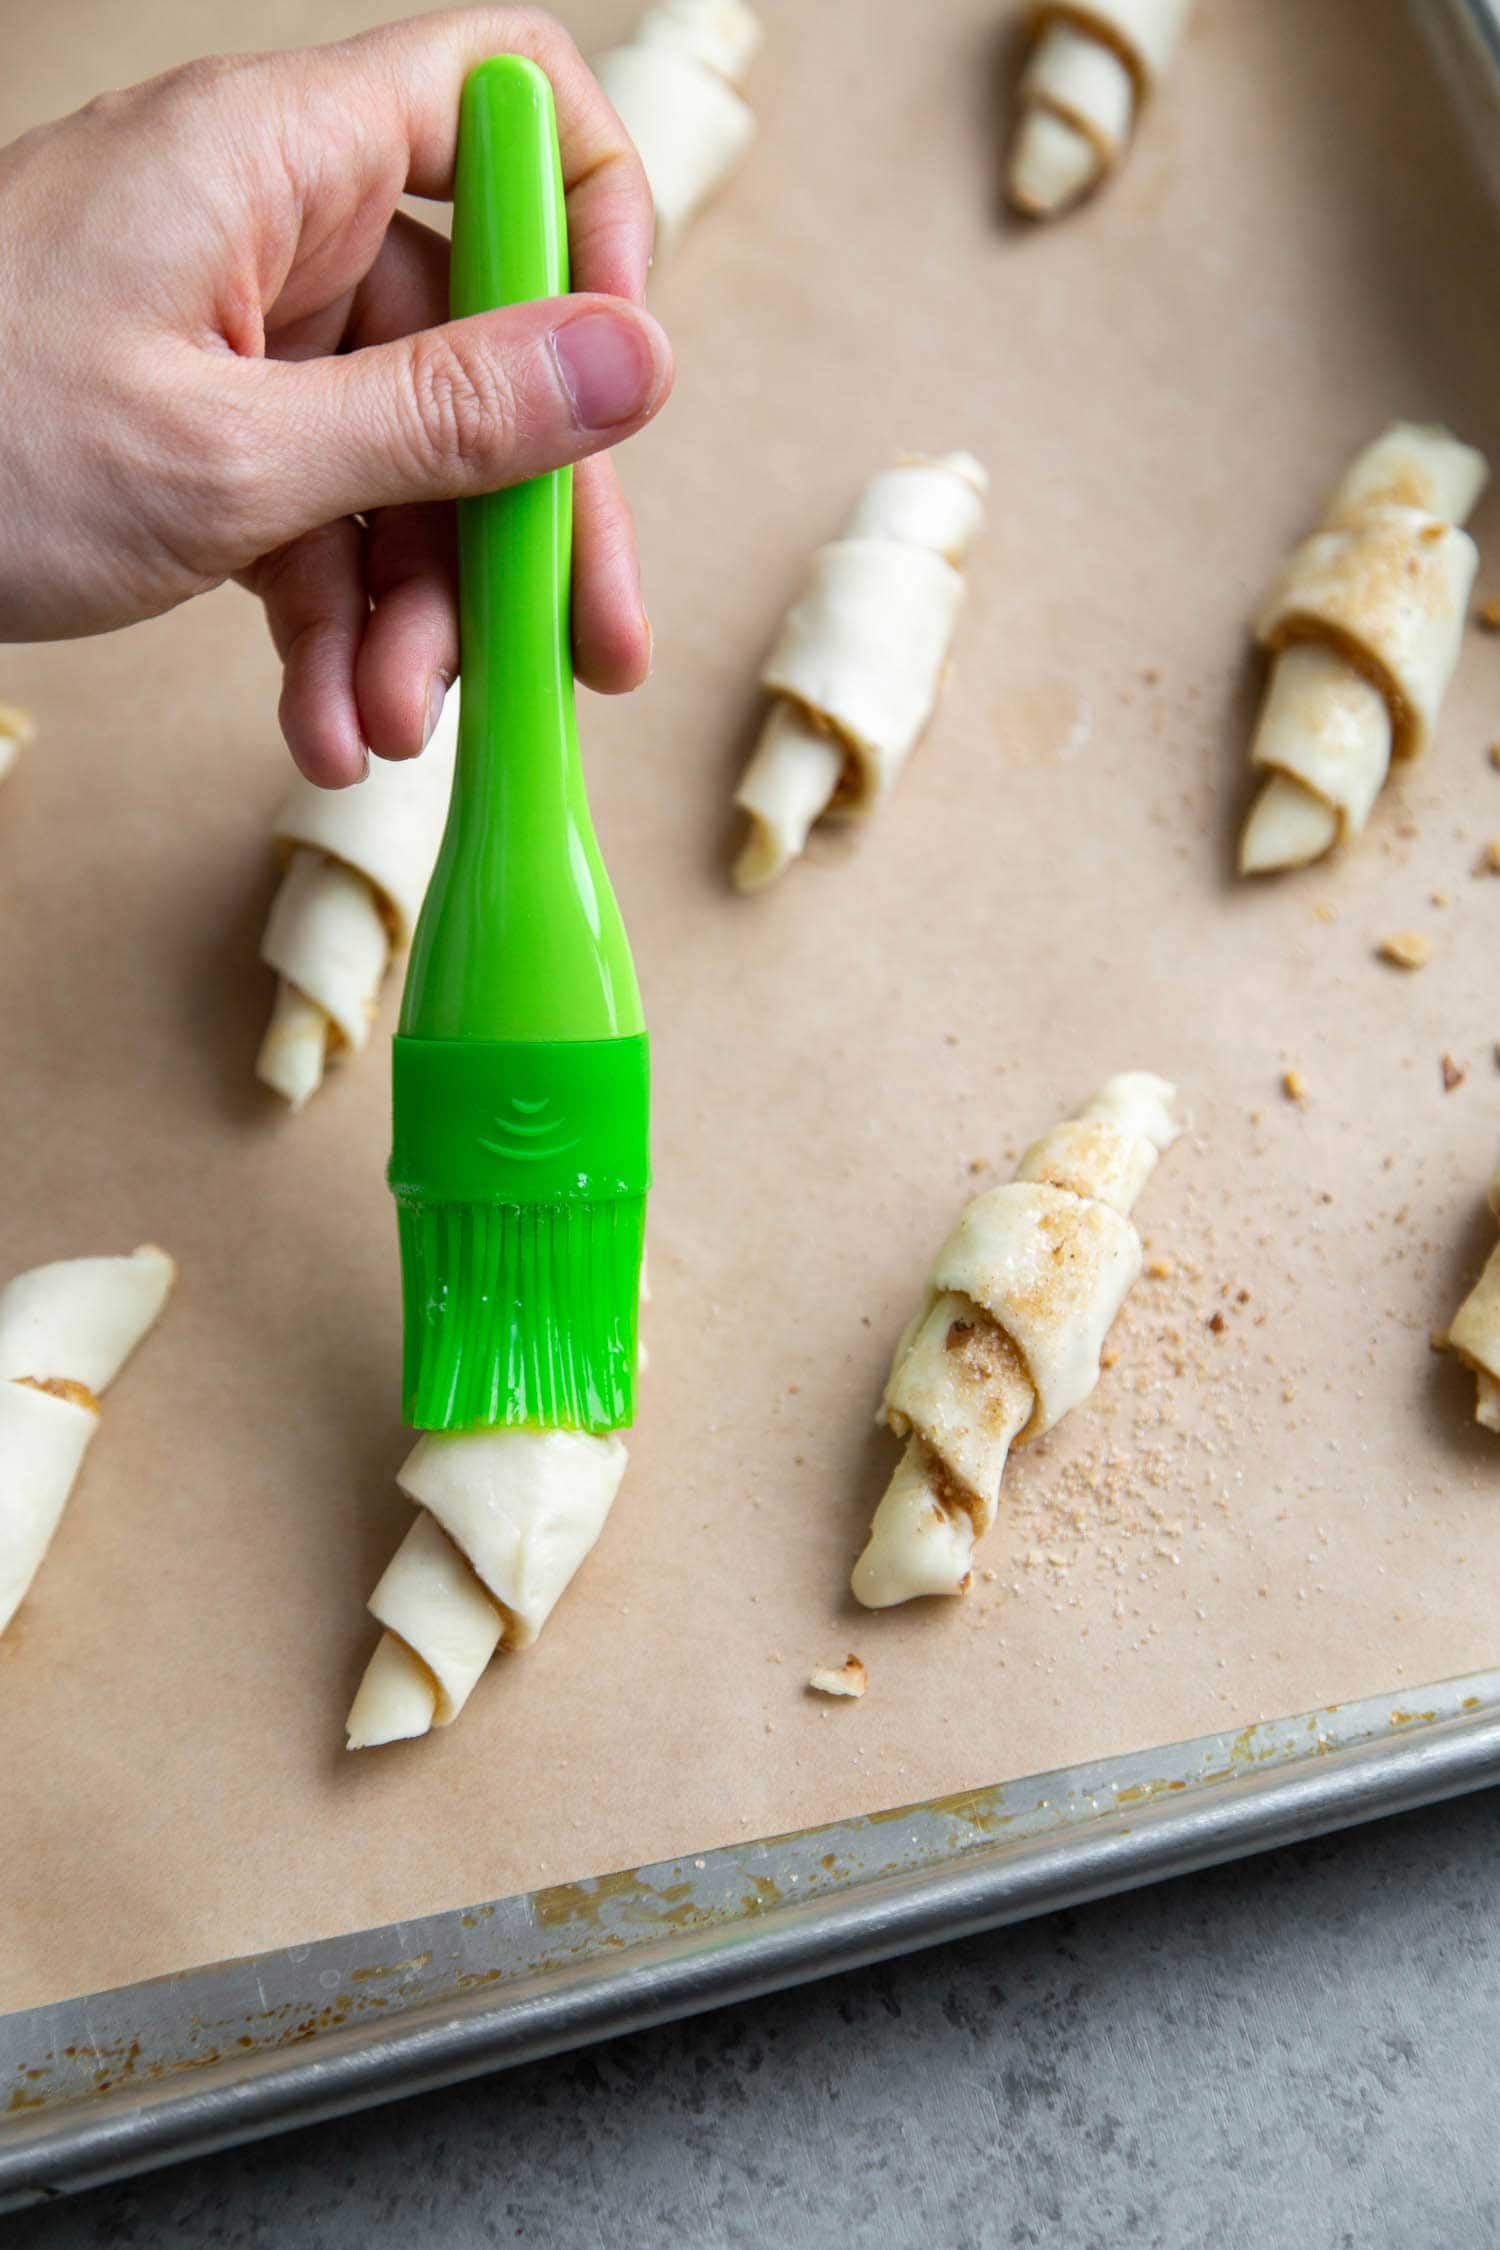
[
  {"xmin": 422, "ymin": 674, "xmax": 447, "ymax": 747},
  {"xmin": 552, "ymin": 311, "xmax": 658, "ymax": 432}
]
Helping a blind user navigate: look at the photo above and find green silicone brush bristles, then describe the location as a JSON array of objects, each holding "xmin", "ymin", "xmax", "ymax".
[
  {"xmin": 397, "ymin": 1197, "xmax": 645, "ymax": 1432},
  {"xmin": 390, "ymin": 1032, "xmax": 650, "ymax": 1435}
]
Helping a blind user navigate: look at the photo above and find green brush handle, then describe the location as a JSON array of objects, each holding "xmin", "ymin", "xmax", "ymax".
[{"xmin": 399, "ymin": 53, "xmax": 644, "ymax": 1043}]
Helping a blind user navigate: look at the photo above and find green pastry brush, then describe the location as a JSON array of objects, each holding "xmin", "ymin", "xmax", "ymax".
[{"xmin": 389, "ymin": 54, "xmax": 648, "ymax": 1434}]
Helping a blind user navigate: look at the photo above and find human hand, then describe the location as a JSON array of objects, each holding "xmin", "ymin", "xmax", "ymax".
[{"xmin": 0, "ymin": 9, "xmax": 672, "ymax": 784}]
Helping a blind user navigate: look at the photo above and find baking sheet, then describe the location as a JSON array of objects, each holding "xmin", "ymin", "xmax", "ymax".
[
  {"xmin": 7, "ymin": 1673, "xmax": 1499, "ymax": 2209},
  {"xmin": 4, "ymin": 0, "xmax": 1500, "ymax": 2018}
]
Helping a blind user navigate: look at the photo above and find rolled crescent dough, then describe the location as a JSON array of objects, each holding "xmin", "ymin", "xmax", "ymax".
[
  {"xmin": 0, "ymin": 1245, "xmax": 174, "ymax": 1635},
  {"xmin": 0, "ymin": 701, "xmax": 35, "ymax": 786},
  {"xmin": 733, "ymin": 452, "xmax": 988, "ymax": 890},
  {"xmin": 346, "ymin": 1429, "xmax": 629, "ymax": 1747},
  {"xmin": 1240, "ymin": 423, "xmax": 1487, "ymax": 875},
  {"xmin": 1008, "ymin": 1, "xmax": 1196, "ymax": 219},
  {"xmin": 594, "ymin": 0, "xmax": 761, "ymax": 258},
  {"xmin": 1440, "ymin": 1170, "xmax": 1500, "ymax": 1433},
  {"xmin": 852, "ymin": 1073, "xmax": 1180, "ymax": 1609},
  {"xmin": 257, "ymin": 689, "xmax": 458, "ymax": 1108}
]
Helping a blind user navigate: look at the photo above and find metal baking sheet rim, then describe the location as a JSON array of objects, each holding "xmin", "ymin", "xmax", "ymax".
[{"xmin": 4, "ymin": 1671, "xmax": 1499, "ymax": 2209}]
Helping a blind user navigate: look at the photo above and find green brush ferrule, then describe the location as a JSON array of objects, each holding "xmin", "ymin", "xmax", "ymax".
[
  {"xmin": 391, "ymin": 1035, "xmax": 649, "ymax": 1433},
  {"xmin": 391, "ymin": 1035, "xmax": 650, "ymax": 1209}
]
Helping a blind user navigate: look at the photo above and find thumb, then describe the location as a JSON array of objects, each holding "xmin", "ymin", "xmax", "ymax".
[{"xmin": 239, "ymin": 296, "xmax": 671, "ymax": 545}]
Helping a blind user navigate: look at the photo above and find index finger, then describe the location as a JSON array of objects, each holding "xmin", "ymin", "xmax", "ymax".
[{"xmin": 330, "ymin": 7, "xmax": 653, "ymax": 302}]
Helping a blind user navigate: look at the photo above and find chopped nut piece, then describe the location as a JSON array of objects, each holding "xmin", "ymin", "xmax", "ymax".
[
  {"xmin": 808, "ymin": 1654, "xmax": 867, "ymax": 1700},
  {"xmin": 1282, "ymin": 1069, "xmax": 1308, "ymax": 1103},
  {"xmin": 1145, "ymin": 1256, "xmax": 1175, "ymax": 1280},
  {"xmin": 1478, "ymin": 598, "xmax": 1500, "ymax": 631},
  {"xmin": 1442, "ymin": 1054, "xmax": 1466, "ymax": 1092},
  {"xmin": 1377, "ymin": 931, "xmax": 1433, "ymax": 970},
  {"xmin": 1207, "ymin": 1311, "xmax": 1226, "ymax": 1334}
]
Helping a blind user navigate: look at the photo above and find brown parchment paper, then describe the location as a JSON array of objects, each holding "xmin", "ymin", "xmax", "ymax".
[{"xmin": 5, "ymin": 0, "xmax": 1500, "ymax": 2017}]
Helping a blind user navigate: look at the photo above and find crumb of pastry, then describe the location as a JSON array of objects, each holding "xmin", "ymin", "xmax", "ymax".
[
  {"xmin": 1478, "ymin": 599, "xmax": 1500, "ymax": 631},
  {"xmin": 1377, "ymin": 931, "xmax": 1433, "ymax": 969},
  {"xmin": 1431, "ymin": 890, "xmax": 1450, "ymax": 909},
  {"xmin": 18, "ymin": 1374, "xmax": 100, "ymax": 1414},
  {"xmin": 808, "ymin": 1655, "xmax": 867, "ymax": 1700},
  {"xmin": 1100, "ymin": 1347, "xmax": 1119, "ymax": 1370},
  {"xmin": 967, "ymin": 1157, "xmax": 991, "ymax": 1175},
  {"xmin": 1441, "ymin": 1054, "xmax": 1466, "ymax": 1092},
  {"xmin": 1282, "ymin": 1069, "xmax": 1308, "ymax": 1103},
  {"xmin": 1145, "ymin": 1256, "xmax": 1175, "ymax": 1279},
  {"xmin": 1476, "ymin": 839, "xmax": 1500, "ymax": 875},
  {"xmin": 1207, "ymin": 1311, "xmax": 1226, "ymax": 1334},
  {"xmin": 1313, "ymin": 901, "xmax": 1337, "ymax": 924}
]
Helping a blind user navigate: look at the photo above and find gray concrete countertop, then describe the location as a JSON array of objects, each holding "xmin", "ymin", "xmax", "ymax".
[{"xmin": 8, "ymin": 1792, "xmax": 1500, "ymax": 2249}]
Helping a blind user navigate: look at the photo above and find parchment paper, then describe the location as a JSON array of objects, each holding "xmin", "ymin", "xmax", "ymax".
[{"xmin": 5, "ymin": 0, "xmax": 1500, "ymax": 2017}]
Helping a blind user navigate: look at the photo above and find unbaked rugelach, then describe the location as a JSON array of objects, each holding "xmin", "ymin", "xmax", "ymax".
[
  {"xmin": 1439, "ymin": 1171, "xmax": 1500, "ymax": 1433},
  {"xmin": 257, "ymin": 689, "xmax": 458, "ymax": 1108},
  {"xmin": 733, "ymin": 452, "xmax": 987, "ymax": 890},
  {"xmin": 1008, "ymin": 0, "xmax": 1197, "ymax": 218},
  {"xmin": 853, "ymin": 1074, "xmax": 1180, "ymax": 1608},
  {"xmin": 0, "ymin": 1245, "xmax": 174, "ymax": 1636},
  {"xmin": 1240, "ymin": 422, "xmax": 1487, "ymax": 874},
  {"xmin": 594, "ymin": 0, "xmax": 761, "ymax": 256}
]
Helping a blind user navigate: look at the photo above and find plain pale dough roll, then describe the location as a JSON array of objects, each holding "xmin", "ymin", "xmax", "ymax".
[
  {"xmin": 0, "ymin": 1245, "xmax": 174, "ymax": 1636},
  {"xmin": 1440, "ymin": 1171, "xmax": 1500, "ymax": 1433},
  {"xmin": 1240, "ymin": 423, "xmax": 1487, "ymax": 875},
  {"xmin": 0, "ymin": 702, "xmax": 34, "ymax": 785},
  {"xmin": 257, "ymin": 688, "xmax": 459, "ymax": 1108},
  {"xmin": 853, "ymin": 1074, "xmax": 1180, "ymax": 1609},
  {"xmin": 346, "ymin": 1429, "xmax": 630, "ymax": 1748},
  {"xmin": 1008, "ymin": 1, "xmax": 1196, "ymax": 218},
  {"xmin": 594, "ymin": 0, "xmax": 761, "ymax": 257},
  {"xmin": 733, "ymin": 452, "xmax": 988, "ymax": 890}
]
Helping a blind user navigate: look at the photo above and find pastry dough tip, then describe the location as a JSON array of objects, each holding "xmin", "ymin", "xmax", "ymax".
[
  {"xmin": 0, "ymin": 701, "xmax": 35, "ymax": 780},
  {"xmin": 731, "ymin": 824, "xmax": 789, "ymax": 892},
  {"xmin": 1006, "ymin": 110, "xmax": 1102, "ymax": 218},
  {"xmin": 256, "ymin": 979, "xmax": 330, "ymax": 1110},
  {"xmin": 853, "ymin": 1444, "xmax": 978, "ymax": 1608},
  {"xmin": 1238, "ymin": 774, "xmax": 1339, "ymax": 874},
  {"xmin": 345, "ymin": 1631, "xmax": 438, "ymax": 1749}
]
